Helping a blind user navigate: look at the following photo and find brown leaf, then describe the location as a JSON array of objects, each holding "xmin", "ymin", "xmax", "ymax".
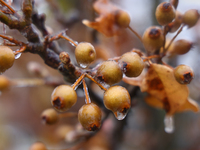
[
  {"xmin": 141, "ymin": 63, "xmax": 199, "ymax": 115},
  {"xmin": 82, "ymin": 0, "xmax": 127, "ymax": 37}
]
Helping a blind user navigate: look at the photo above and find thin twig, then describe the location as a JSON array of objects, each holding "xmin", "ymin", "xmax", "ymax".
[
  {"xmin": 163, "ymin": 25, "xmax": 184, "ymax": 55},
  {"xmin": 128, "ymin": 26, "xmax": 143, "ymax": 43},
  {"xmin": 82, "ymin": 78, "xmax": 91, "ymax": 104},
  {"xmin": 0, "ymin": 34, "xmax": 24, "ymax": 45},
  {"xmin": 142, "ymin": 55, "xmax": 161, "ymax": 62},
  {"xmin": 14, "ymin": 46, "xmax": 26, "ymax": 55},
  {"xmin": 85, "ymin": 74, "xmax": 107, "ymax": 91},
  {"xmin": 71, "ymin": 73, "xmax": 85, "ymax": 90},
  {"xmin": 0, "ymin": 0, "xmax": 15, "ymax": 14},
  {"xmin": 60, "ymin": 35, "xmax": 78, "ymax": 47}
]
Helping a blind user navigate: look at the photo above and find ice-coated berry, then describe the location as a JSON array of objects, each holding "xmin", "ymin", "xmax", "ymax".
[
  {"xmin": 103, "ymin": 86, "xmax": 131, "ymax": 120},
  {"xmin": 51, "ymin": 85, "xmax": 77, "ymax": 112},
  {"xmin": 75, "ymin": 42, "xmax": 96, "ymax": 68},
  {"xmin": 119, "ymin": 52, "xmax": 144, "ymax": 77},
  {"xmin": 96, "ymin": 60, "xmax": 123, "ymax": 86},
  {"xmin": 78, "ymin": 103, "xmax": 102, "ymax": 131},
  {"xmin": 0, "ymin": 46, "xmax": 15, "ymax": 73}
]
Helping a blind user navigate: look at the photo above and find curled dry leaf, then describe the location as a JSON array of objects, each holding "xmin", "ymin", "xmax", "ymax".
[
  {"xmin": 83, "ymin": 0, "xmax": 129, "ymax": 37},
  {"xmin": 140, "ymin": 63, "xmax": 199, "ymax": 115}
]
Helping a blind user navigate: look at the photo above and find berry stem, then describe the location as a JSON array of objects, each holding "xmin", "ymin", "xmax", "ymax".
[
  {"xmin": 71, "ymin": 73, "xmax": 86, "ymax": 90},
  {"xmin": 142, "ymin": 55, "xmax": 161, "ymax": 62},
  {"xmin": 164, "ymin": 25, "xmax": 183, "ymax": 55},
  {"xmin": 0, "ymin": 34, "xmax": 24, "ymax": 45},
  {"xmin": 60, "ymin": 35, "xmax": 78, "ymax": 47},
  {"xmin": 0, "ymin": 0, "xmax": 15, "ymax": 14},
  {"xmin": 128, "ymin": 26, "xmax": 143, "ymax": 43},
  {"xmin": 82, "ymin": 78, "xmax": 91, "ymax": 104},
  {"xmin": 85, "ymin": 74, "xmax": 107, "ymax": 91},
  {"xmin": 14, "ymin": 46, "xmax": 26, "ymax": 55},
  {"xmin": 58, "ymin": 112, "xmax": 78, "ymax": 118}
]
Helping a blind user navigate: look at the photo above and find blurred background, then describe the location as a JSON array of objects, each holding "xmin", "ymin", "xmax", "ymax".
[{"xmin": 1, "ymin": 0, "xmax": 200, "ymax": 149}]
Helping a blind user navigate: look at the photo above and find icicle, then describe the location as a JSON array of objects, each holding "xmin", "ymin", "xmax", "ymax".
[{"xmin": 164, "ymin": 115, "xmax": 174, "ymax": 133}]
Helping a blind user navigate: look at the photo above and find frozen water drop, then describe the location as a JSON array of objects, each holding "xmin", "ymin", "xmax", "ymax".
[
  {"xmin": 15, "ymin": 53, "xmax": 22, "ymax": 59},
  {"xmin": 164, "ymin": 115, "xmax": 174, "ymax": 133},
  {"xmin": 69, "ymin": 41, "xmax": 78, "ymax": 47},
  {"xmin": 69, "ymin": 41, "xmax": 75, "ymax": 47},
  {"xmin": 79, "ymin": 63, "xmax": 88, "ymax": 69},
  {"xmin": 182, "ymin": 25, "xmax": 188, "ymax": 31},
  {"xmin": 114, "ymin": 111, "xmax": 128, "ymax": 120}
]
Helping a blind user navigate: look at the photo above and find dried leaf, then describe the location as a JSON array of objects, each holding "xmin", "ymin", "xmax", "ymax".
[
  {"xmin": 83, "ymin": 0, "xmax": 127, "ymax": 37},
  {"xmin": 141, "ymin": 63, "xmax": 199, "ymax": 115}
]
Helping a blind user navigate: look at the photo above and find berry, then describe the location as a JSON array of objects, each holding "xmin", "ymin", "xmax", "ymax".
[
  {"xmin": 103, "ymin": 86, "xmax": 131, "ymax": 120},
  {"xmin": 78, "ymin": 103, "xmax": 102, "ymax": 131},
  {"xmin": 51, "ymin": 85, "xmax": 77, "ymax": 112},
  {"xmin": 96, "ymin": 60, "xmax": 123, "ymax": 86},
  {"xmin": 155, "ymin": 2, "xmax": 176, "ymax": 26},
  {"xmin": 0, "ymin": 75, "xmax": 10, "ymax": 91},
  {"xmin": 183, "ymin": 9, "xmax": 199, "ymax": 28},
  {"xmin": 142, "ymin": 26, "xmax": 164, "ymax": 54},
  {"xmin": 168, "ymin": 39, "xmax": 192, "ymax": 55},
  {"xmin": 41, "ymin": 108, "xmax": 59, "ymax": 125},
  {"xmin": 174, "ymin": 64, "xmax": 194, "ymax": 84},
  {"xmin": 168, "ymin": 11, "xmax": 183, "ymax": 33},
  {"xmin": 29, "ymin": 142, "xmax": 47, "ymax": 150},
  {"xmin": 114, "ymin": 10, "xmax": 130, "ymax": 28},
  {"xmin": 75, "ymin": 42, "xmax": 96, "ymax": 68},
  {"xmin": 0, "ymin": 46, "xmax": 15, "ymax": 73},
  {"xmin": 119, "ymin": 52, "xmax": 144, "ymax": 77}
]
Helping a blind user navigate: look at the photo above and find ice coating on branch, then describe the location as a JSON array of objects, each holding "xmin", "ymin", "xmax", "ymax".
[{"xmin": 15, "ymin": 52, "xmax": 22, "ymax": 59}]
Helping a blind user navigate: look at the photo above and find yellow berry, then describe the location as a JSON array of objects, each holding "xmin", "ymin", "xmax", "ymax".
[
  {"xmin": 41, "ymin": 108, "xmax": 59, "ymax": 125},
  {"xmin": 78, "ymin": 103, "xmax": 102, "ymax": 131},
  {"xmin": 183, "ymin": 9, "xmax": 199, "ymax": 28},
  {"xmin": 174, "ymin": 64, "xmax": 194, "ymax": 84},
  {"xmin": 115, "ymin": 10, "xmax": 130, "ymax": 28},
  {"xmin": 0, "ymin": 46, "xmax": 15, "ymax": 73},
  {"xmin": 155, "ymin": 2, "xmax": 176, "ymax": 26},
  {"xmin": 96, "ymin": 60, "xmax": 123, "ymax": 86},
  {"xmin": 119, "ymin": 52, "xmax": 144, "ymax": 77},
  {"xmin": 103, "ymin": 86, "xmax": 131, "ymax": 120},
  {"xmin": 142, "ymin": 26, "xmax": 164, "ymax": 54},
  {"xmin": 51, "ymin": 85, "xmax": 77, "ymax": 112},
  {"xmin": 75, "ymin": 42, "xmax": 96, "ymax": 68}
]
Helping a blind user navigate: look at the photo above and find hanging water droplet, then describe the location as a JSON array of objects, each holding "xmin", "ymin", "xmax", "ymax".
[
  {"xmin": 114, "ymin": 111, "xmax": 128, "ymax": 120},
  {"xmin": 182, "ymin": 25, "xmax": 188, "ymax": 31},
  {"xmin": 15, "ymin": 53, "xmax": 22, "ymax": 59},
  {"xmin": 164, "ymin": 115, "xmax": 174, "ymax": 133},
  {"xmin": 79, "ymin": 63, "xmax": 88, "ymax": 69}
]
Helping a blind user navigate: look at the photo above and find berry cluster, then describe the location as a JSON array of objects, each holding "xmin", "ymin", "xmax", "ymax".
[
  {"xmin": 50, "ymin": 42, "xmax": 145, "ymax": 131},
  {"xmin": 0, "ymin": 0, "xmax": 199, "ymax": 149}
]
